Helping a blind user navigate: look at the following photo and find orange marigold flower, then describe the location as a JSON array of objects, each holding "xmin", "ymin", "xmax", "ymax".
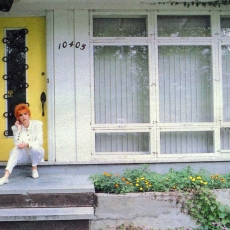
[
  {"xmin": 103, "ymin": 172, "xmax": 107, "ymax": 175},
  {"xmin": 107, "ymin": 173, "xmax": 111, "ymax": 177},
  {"xmin": 121, "ymin": 177, "xmax": 126, "ymax": 181},
  {"xmin": 115, "ymin": 184, "xmax": 119, "ymax": 187}
]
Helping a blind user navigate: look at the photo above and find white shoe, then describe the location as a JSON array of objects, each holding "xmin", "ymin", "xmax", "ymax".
[
  {"xmin": 0, "ymin": 177, "xmax": 9, "ymax": 186},
  {"xmin": 32, "ymin": 170, "xmax": 39, "ymax": 179}
]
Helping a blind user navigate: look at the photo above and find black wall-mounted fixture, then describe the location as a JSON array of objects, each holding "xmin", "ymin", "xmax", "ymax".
[{"xmin": 0, "ymin": 0, "xmax": 14, "ymax": 12}]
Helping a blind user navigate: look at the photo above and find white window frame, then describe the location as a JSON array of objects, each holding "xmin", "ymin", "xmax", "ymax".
[
  {"xmin": 90, "ymin": 10, "xmax": 230, "ymax": 162},
  {"xmin": 218, "ymin": 13, "xmax": 230, "ymax": 157}
]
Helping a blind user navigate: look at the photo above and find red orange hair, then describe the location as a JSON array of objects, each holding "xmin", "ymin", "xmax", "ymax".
[{"xmin": 14, "ymin": 103, "xmax": 31, "ymax": 120}]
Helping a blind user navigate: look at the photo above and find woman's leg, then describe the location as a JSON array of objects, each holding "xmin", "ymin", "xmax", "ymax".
[
  {"xmin": 0, "ymin": 147, "xmax": 28, "ymax": 185},
  {"xmin": 5, "ymin": 147, "xmax": 29, "ymax": 175},
  {"xmin": 29, "ymin": 146, "xmax": 44, "ymax": 167},
  {"xmin": 29, "ymin": 146, "xmax": 44, "ymax": 178}
]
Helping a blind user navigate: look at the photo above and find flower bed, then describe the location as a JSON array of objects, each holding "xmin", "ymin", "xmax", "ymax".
[{"xmin": 90, "ymin": 166, "xmax": 230, "ymax": 230}]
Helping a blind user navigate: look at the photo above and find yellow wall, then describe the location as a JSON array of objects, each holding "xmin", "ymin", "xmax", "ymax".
[{"xmin": 0, "ymin": 17, "xmax": 47, "ymax": 161}]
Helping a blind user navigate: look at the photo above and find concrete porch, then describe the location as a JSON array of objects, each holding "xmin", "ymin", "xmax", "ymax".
[
  {"xmin": 0, "ymin": 165, "xmax": 95, "ymax": 230},
  {"xmin": 0, "ymin": 163, "xmax": 230, "ymax": 230}
]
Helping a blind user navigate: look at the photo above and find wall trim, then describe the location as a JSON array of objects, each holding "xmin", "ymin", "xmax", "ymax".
[{"xmin": 46, "ymin": 10, "xmax": 56, "ymax": 163}]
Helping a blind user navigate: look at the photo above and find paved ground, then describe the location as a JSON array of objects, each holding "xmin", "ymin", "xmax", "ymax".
[{"xmin": 0, "ymin": 165, "xmax": 94, "ymax": 195}]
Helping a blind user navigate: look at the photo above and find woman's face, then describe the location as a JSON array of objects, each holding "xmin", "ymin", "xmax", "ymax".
[{"xmin": 18, "ymin": 111, "xmax": 30, "ymax": 124}]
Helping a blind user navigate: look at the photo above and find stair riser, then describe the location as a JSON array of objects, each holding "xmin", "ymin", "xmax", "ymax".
[
  {"xmin": 0, "ymin": 220, "xmax": 89, "ymax": 230},
  {"xmin": 0, "ymin": 193, "xmax": 95, "ymax": 208}
]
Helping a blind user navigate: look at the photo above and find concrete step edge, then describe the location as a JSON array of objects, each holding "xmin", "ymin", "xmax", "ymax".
[{"xmin": 0, "ymin": 207, "xmax": 95, "ymax": 221}]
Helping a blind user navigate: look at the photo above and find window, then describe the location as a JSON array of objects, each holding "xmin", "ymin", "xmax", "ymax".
[
  {"xmin": 158, "ymin": 46, "xmax": 213, "ymax": 123},
  {"xmin": 91, "ymin": 12, "xmax": 230, "ymax": 160},
  {"xmin": 157, "ymin": 15, "xmax": 211, "ymax": 37},
  {"xmin": 160, "ymin": 131, "xmax": 214, "ymax": 154},
  {"xmin": 221, "ymin": 128, "xmax": 230, "ymax": 150},
  {"xmin": 92, "ymin": 15, "xmax": 150, "ymax": 155},
  {"xmin": 220, "ymin": 16, "xmax": 230, "ymax": 37},
  {"xmin": 221, "ymin": 44, "xmax": 230, "ymax": 154},
  {"xmin": 93, "ymin": 17, "xmax": 147, "ymax": 37},
  {"xmin": 95, "ymin": 132, "xmax": 149, "ymax": 153},
  {"xmin": 222, "ymin": 45, "xmax": 230, "ymax": 122},
  {"xmin": 94, "ymin": 45, "xmax": 149, "ymax": 124},
  {"xmin": 3, "ymin": 29, "xmax": 28, "ymax": 136}
]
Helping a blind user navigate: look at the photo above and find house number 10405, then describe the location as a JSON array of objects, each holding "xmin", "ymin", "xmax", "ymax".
[{"xmin": 58, "ymin": 41, "xmax": 86, "ymax": 50}]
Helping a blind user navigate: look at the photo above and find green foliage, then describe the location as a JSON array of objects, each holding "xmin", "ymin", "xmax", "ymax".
[
  {"xmin": 181, "ymin": 187, "xmax": 230, "ymax": 230},
  {"xmin": 90, "ymin": 165, "xmax": 230, "ymax": 229},
  {"xmin": 169, "ymin": 0, "xmax": 230, "ymax": 7},
  {"xmin": 90, "ymin": 171, "xmax": 135, "ymax": 194},
  {"xmin": 115, "ymin": 223, "xmax": 154, "ymax": 230}
]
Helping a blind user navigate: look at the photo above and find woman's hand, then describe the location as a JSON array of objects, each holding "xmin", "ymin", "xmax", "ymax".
[
  {"xmin": 15, "ymin": 120, "xmax": 22, "ymax": 131},
  {"xmin": 17, "ymin": 143, "xmax": 29, "ymax": 149}
]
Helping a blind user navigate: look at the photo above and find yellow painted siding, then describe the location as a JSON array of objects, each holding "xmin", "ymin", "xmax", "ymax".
[{"xmin": 0, "ymin": 17, "xmax": 47, "ymax": 161}]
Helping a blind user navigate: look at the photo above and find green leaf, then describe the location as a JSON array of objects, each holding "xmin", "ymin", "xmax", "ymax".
[
  {"xmin": 221, "ymin": 219, "xmax": 228, "ymax": 225},
  {"xmin": 210, "ymin": 205, "xmax": 216, "ymax": 212},
  {"xmin": 219, "ymin": 205, "xmax": 226, "ymax": 212},
  {"xmin": 219, "ymin": 212, "xmax": 227, "ymax": 218},
  {"xmin": 208, "ymin": 215, "xmax": 215, "ymax": 221}
]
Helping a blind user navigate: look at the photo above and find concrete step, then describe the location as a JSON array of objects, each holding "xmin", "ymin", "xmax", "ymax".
[
  {"xmin": 0, "ymin": 207, "xmax": 94, "ymax": 222},
  {"xmin": 0, "ymin": 168, "xmax": 96, "ymax": 227},
  {"xmin": 0, "ymin": 174, "xmax": 96, "ymax": 207},
  {"xmin": 0, "ymin": 174, "xmax": 94, "ymax": 195}
]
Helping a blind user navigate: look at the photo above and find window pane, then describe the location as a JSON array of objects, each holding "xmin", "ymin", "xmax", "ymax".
[
  {"xmin": 94, "ymin": 46, "xmax": 149, "ymax": 124},
  {"xmin": 222, "ymin": 46, "xmax": 230, "ymax": 122},
  {"xmin": 93, "ymin": 17, "xmax": 147, "ymax": 37},
  {"xmin": 220, "ymin": 16, "xmax": 230, "ymax": 37},
  {"xmin": 159, "ymin": 46, "xmax": 213, "ymax": 123},
  {"xmin": 160, "ymin": 131, "xmax": 214, "ymax": 154},
  {"xmin": 221, "ymin": 128, "xmax": 230, "ymax": 150},
  {"xmin": 95, "ymin": 132, "xmax": 150, "ymax": 152},
  {"xmin": 157, "ymin": 15, "xmax": 211, "ymax": 37},
  {"xmin": 4, "ymin": 29, "xmax": 28, "ymax": 136}
]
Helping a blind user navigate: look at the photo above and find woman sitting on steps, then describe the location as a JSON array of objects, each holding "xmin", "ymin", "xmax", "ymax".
[{"xmin": 0, "ymin": 103, "xmax": 44, "ymax": 186}]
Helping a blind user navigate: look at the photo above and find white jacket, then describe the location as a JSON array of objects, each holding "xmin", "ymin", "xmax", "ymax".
[{"xmin": 11, "ymin": 120, "xmax": 43, "ymax": 149}]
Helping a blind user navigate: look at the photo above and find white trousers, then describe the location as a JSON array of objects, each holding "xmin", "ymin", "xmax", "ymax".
[{"xmin": 5, "ymin": 146, "xmax": 44, "ymax": 174}]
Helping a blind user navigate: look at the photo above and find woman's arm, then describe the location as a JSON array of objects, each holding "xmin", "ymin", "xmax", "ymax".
[{"xmin": 12, "ymin": 124, "xmax": 22, "ymax": 146}]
